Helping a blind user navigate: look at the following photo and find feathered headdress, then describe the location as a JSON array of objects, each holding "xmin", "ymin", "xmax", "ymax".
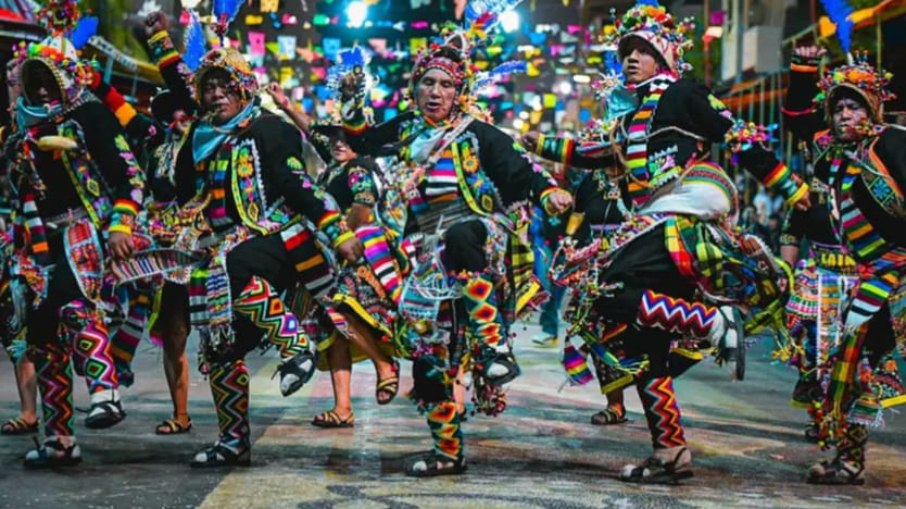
[
  {"xmin": 13, "ymin": 0, "xmax": 97, "ymax": 106},
  {"xmin": 602, "ymin": 0, "xmax": 695, "ymax": 76},
  {"xmin": 816, "ymin": 52, "xmax": 895, "ymax": 122}
]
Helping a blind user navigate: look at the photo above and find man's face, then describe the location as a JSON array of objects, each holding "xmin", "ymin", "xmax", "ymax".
[
  {"xmin": 416, "ymin": 68, "xmax": 458, "ymax": 124},
  {"xmin": 831, "ymin": 95, "xmax": 870, "ymax": 142},
  {"xmin": 621, "ymin": 38, "xmax": 662, "ymax": 84},
  {"xmin": 201, "ymin": 70, "xmax": 245, "ymax": 125},
  {"xmin": 22, "ymin": 63, "xmax": 62, "ymax": 106}
]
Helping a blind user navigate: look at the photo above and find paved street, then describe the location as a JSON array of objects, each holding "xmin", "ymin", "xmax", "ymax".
[{"xmin": 1, "ymin": 322, "xmax": 905, "ymax": 509}]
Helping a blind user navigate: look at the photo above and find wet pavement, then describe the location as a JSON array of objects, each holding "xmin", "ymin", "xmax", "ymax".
[{"xmin": 1, "ymin": 322, "xmax": 905, "ymax": 508}]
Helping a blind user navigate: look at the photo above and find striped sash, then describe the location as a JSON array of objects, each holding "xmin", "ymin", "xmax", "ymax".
[
  {"xmin": 356, "ymin": 225, "xmax": 403, "ymax": 304},
  {"xmin": 625, "ymin": 77, "xmax": 675, "ymax": 209}
]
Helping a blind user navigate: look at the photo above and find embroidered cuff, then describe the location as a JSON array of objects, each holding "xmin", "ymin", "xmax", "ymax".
[
  {"xmin": 538, "ymin": 135, "xmax": 575, "ymax": 166},
  {"xmin": 762, "ymin": 163, "xmax": 809, "ymax": 204},
  {"xmin": 791, "ymin": 53, "xmax": 820, "ymax": 73},
  {"xmin": 316, "ymin": 209, "xmax": 348, "ymax": 245},
  {"xmin": 109, "ymin": 201, "xmax": 138, "ymax": 236},
  {"xmin": 148, "ymin": 31, "xmax": 180, "ymax": 69},
  {"xmin": 332, "ymin": 230, "xmax": 356, "ymax": 250}
]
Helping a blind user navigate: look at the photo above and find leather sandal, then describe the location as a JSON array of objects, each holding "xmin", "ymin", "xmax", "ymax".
[
  {"xmin": 620, "ymin": 447, "xmax": 694, "ymax": 485},
  {"xmin": 591, "ymin": 406, "xmax": 628, "ymax": 426},
  {"xmin": 406, "ymin": 451, "xmax": 466, "ymax": 477},
  {"xmin": 155, "ymin": 417, "xmax": 193, "ymax": 435},
  {"xmin": 376, "ymin": 360, "xmax": 400, "ymax": 405},
  {"xmin": 311, "ymin": 410, "xmax": 355, "ymax": 428},
  {"xmin": 1, "ymin": 416, "xmax": 38, "ymax": 435},
  {"xmin": 189, "ymin": 440, "xmax": 251, "ymax": 468}
]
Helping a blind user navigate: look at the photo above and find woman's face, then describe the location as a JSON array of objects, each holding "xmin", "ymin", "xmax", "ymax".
[
  {"xmin": 330, "ymin": 137, "xmax": 356, "ymax": 163},
  {"xmin": 416, "ymin": 68, "xmax": 458, "ymax": 124}
]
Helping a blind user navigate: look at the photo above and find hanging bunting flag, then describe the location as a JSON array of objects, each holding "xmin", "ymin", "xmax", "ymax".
[
  {"xmin": 277, "ymin": 35, "xmax": 297, "ymax": 60},
  {"xmin": 248, "ymin": 30, "xmax": 266, "ymax": 56}
]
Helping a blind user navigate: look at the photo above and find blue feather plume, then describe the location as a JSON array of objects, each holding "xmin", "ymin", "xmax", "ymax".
[
  {"xmin": 819, "ymin": 0, "xmax": 854, "ymax": 53},
  {"xmin": 637, "ymin": 0, "xmax": 660, "ymax": 6},
  {"xmin": 213, "ymin": 0, "xmax": 243, "ymax": 25},
  {"xmin": 604, "ymin": 50, "xmax": 622, "ymax": 75},
  {"xmin": 70, "ymin": 15, "xmax": 98, "ymax": 50},
  {"xmin": 183, "ymin": 11, "xmax": 206, "ymax": 72},
  {"xmin": 472, "ymin": 60, "xmax": 526, "ymax": 93},
  {"xmin": 338, "ymin": 46, "xmax": 369, "ymax": 68}
]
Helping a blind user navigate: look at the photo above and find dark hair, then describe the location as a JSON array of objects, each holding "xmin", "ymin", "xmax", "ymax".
[{"xmin": 618, "ymin": 36, "xmax": 669, "ymax": 70}]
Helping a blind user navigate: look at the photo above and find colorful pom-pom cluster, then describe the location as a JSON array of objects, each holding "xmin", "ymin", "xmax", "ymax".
[
  {"xmin": 602, "ymin": 2, "xmax": 695, "ymax": 74},
  {"xmin": 815, "ymin": 53, "xmax": 896, "ymax": 108},
  {"xmin": 35, "ymin": 0, "xmax": 81, "ymax": 35},
  {"xmin": 724, "ymin": 120, "xmax": 776, "ymax": 163},
  {"xmin": 11, "ymin": 39, "xmax": 96, "ymax": 94}
]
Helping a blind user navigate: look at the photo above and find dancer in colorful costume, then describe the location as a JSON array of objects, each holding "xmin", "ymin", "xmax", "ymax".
[
  {"xmin": 144, "ymin": 12, "xmax": 359, "ymax": 466},
  {"xmin": 89, "ymin": 67, "xmax": 198, "ymax": 435},
  {"xmin": 0, "ymin": 59, "xmax": 39, "ymax": 437},
  {"xmin": 782, "ymin": 45, "xmax": 906, "ymax": 484},
  {"xmin": 338, "ymin": 5, "xmax": 572, "ymax": 476},
  {"xmin": 3, "ymin": 33, "xmax": 145, "ymax": 466},
  {"xmin": 305, "ymin": 119, "xmax": 404, "ymax": 428},
  {"xmin": 526, "ymin": 1, "xmax": 808, "ymax": 483}
]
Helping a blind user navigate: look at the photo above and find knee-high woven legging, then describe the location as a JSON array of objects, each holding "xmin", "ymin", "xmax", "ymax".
[
  {"xmin": 461, "ymin": 273, "xmax": 505, "ymax": 350},
  {"xmin": 233, "ymin": 276, "xmax": 308, "ymax": 358},
  {"xmin": 32, "ymin": 341, "xmax": 75, "ymax": 437},
  {"xmin": 636, "ymin": 290, "xmax": 719, "ymax": 340},
  {"xmin": 838, "ymin": 422, "xmax": 868, "ymax": 471},
  {"xmin": 209, "ymin": 359, "xmax": 250, "ymax": 446},
  {"xmin": 426, "ymin": 400, "xmax": 463, "ymax": 461},
  {"xmin": 110, "ymin": 287, "xmax": 153, "ymax": 371},
  {"xmin": 637, "ymin": 375, "xmax": 686, "ymax": 449},
  {"xmin": 60, "ymin": 299, "xmax": 117, "ymax": 394}
]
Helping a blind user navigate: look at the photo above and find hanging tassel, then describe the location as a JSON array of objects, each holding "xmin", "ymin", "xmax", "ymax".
[{"xmin": 561, "ymin": 339, "xmax": 594, "ymax": 386}]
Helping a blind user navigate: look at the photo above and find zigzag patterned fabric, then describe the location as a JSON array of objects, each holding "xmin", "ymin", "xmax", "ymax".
[
  {"xmin": 233, "ymin": 276, "xmax": 308, "ymax": 358},
  {"xmin": 209, "ymin": 359, "xmax": 250, "ymax": 444},
  {"xmin": 636, "ymin": 290, "xmax": 718, "ymax": 339},
  {"xmin": 34, "ymin": 342, "xmax": 76, "ymax": 437},
  {"xmin": 60, "ymin": 300, "xmax": 118, "ymax": 394},
  {"xmin": 462, "ymin": 274, "xmax": 504, "ymax": 350},
  {"xmin": 838, "ymin": 422, "xmax": 868, "ymax": 471},
  {"xmin": 638, "ymin": 376, "xmax": 686, "ymax": 449},
  {"xmin": 427, "ymin": 400, "xmax": 463, "ymax": 461}
]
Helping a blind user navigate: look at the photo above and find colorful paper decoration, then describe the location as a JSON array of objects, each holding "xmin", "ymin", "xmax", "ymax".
[
  {"xmin": 248, "ymin": 31, "xmax": 266, "ymax": 56},
  {"xmin": 260, "ymin": 0, "xmax": 279, "ymax": 13},
  {"xmin": 277, "ymin": 35, "xmax": 297, "ymax": 60}
]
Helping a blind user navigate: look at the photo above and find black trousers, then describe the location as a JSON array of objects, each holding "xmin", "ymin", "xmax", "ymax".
[
  {"xmin": 26, "ymin": 233, "xmax": 86, "ymax": 346},
  {"xmin": 593, "ymin": 225, "xmax": 696, "ymax": 376},
  {"xmin": 205, "ymin": 233, "xmax": 303, "ymax": 364}
]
